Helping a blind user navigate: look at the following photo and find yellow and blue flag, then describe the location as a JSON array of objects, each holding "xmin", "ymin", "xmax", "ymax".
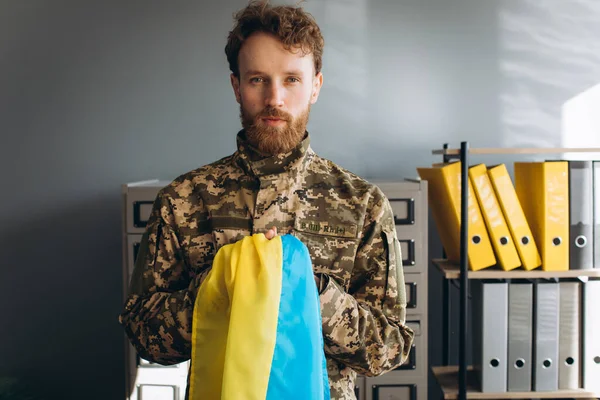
[{"xmin": 189, "ymin": 233, "xmax": 330, "ymax": 400}]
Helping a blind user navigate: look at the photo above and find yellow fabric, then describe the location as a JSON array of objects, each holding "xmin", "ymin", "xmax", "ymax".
[{"xmin": 189, "ymin": 234, "xmax": 283, "ymax": 400}]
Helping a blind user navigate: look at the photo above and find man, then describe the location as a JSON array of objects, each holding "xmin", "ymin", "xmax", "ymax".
[{"xmin": 119, "ymin": 1, "xmax": 414, "ymax": 399}]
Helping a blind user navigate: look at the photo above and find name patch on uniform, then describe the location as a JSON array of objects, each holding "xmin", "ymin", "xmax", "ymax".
[{"xmin": 294, "ymin": 219, "xmax": 358, "ymax": 239}]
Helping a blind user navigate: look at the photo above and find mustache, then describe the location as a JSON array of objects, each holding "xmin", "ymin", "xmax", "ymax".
[{"xmin": 257, "ymin": 107, "xmax": 291, "ymax": 121}]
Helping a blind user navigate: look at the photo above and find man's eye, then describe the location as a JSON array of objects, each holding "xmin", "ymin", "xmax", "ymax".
[
  {"xmin": 250, "ymin": 77, "xmax": 264, "ymax": 83},
  {"xmin": 288, "ymin": 77, "xmax": 300, "ymax": 83}
]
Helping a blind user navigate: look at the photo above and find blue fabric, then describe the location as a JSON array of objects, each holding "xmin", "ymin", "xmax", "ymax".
[{"xmin": 265, "ymin": 234, "xmax": 331, "ymax": 400}]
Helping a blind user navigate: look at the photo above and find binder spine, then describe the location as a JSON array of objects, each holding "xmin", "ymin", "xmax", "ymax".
[
  {"xmin": 594, "ymin": 161, "xmax": 600, "ymax": 269},
  {"xmin": 507, "ymin": 282, "xmax": 533, "ymax": 391},
  {"xmin": 583, "ymin": 280, "xmax": 600, "ymax": 391},
  {"xmin": 532, "ymin": 282, "xmax": 559, "ymax": 391},
  {"xmin": 569, "ymin": 161, "xmax": 594, "ymax": 270},
  {"xmin": 473, "ymin": 280, "xmax": 508, "ymax": 393},
  {"xmin": 558, "ymin": 282, "xmax": 581, "ymax": 389}
]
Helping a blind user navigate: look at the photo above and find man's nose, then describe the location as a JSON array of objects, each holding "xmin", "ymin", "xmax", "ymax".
[{"xmin": 265, "ymin": 83, "xmax": 285, "ymax": 108}]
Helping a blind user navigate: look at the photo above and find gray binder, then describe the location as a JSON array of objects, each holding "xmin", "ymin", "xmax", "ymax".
[
  {"xmin": 558, "ymin": 281, "xmax": 581, "ymax": 389},
  {"xmin": 472, "ymin": 280, "xmax": 508, "ymax": 393},
  {"xmin": 583, "ymin": 280, "xmax": 600, "ymax": 391},
  {"xmin": 507, "ymin": 281, "xmax": 533, "ymax": 391},
  {"xmin": 594, "ymin": 161, "xmax": 600, "ymax": 269},
  {"xmin": 569, "ymin": 161, "xmax": 594, "ymax": 270},
  {"xmin": 532, "ymin": 281, "xmax": 559, "ymax": 391}
]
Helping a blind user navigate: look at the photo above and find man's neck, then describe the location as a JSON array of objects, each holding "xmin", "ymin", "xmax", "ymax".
[{"xmin": 234, "ymin": 130, "xmax": 312, "ymax": 177}]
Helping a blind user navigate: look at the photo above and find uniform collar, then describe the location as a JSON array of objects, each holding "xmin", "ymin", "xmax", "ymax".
[{"xmin": 234, "ymin": 130, "xmax": 313, "ymax": 177}]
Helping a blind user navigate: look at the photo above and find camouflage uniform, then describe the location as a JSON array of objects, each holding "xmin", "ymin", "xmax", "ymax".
[{"xmin": 119, "ymin": 130, "xmax": 415, "ymax": 400}]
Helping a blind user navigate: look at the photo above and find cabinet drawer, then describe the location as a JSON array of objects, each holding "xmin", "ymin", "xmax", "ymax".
[
  {"xmin": 377, "ymin": 182, "xmax": 427, "ymax": 236},
  {"xmin": 371, "ymin": 384, "xmax": 417, "ymax": 400},
  {"xmin": 396, "ymin": 236, "xmax": 425, "ymax": 274},
  {"xmin": 395, "ymin": 321, "xmax": 424, "ymax": 376},
  {"xmin": 136, "ymin": 384, "xmax": 178, "ymax": 400},
  {"xmin": 355, "ymin": 375, "xmax": 366, "ymax": 400},
  {"xmin": 404, "ymin": 273, "xmax": 425, "ymax": 316},
  {"xmin": 124, "ymin": 181, "xmax": 168, "ymax": 234},
  {"xmin": 389, "ymin": 197, "xmax": 416, "ymax": 226}
]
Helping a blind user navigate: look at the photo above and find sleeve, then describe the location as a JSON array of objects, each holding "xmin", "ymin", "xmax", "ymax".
[
  {"xmin": 317, "ymin": 190, "xmax": 415, "ymax": 377},
  {"xmin": 118, "ymin": 189, "xmax": 213, "ymax": 365}
]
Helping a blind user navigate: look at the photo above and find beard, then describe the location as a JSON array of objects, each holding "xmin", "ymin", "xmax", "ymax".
[{"xmin": 240, "ymin": 102, "xmax": 310, "ymax": 156}]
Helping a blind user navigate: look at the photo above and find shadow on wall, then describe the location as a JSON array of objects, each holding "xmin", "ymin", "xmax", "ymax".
[
  {"xmin": 562, "ymin": 82, "xmax": 600, "ymax": 160},
  {"xmin": 0, "ymin": 196, "xmax": 126, "ymax": 400},
  {"xmin": 357, "ymin": 0, "xmax": 503, "ymax": 180},
  {"xmin": 499, "ymin": 0, "xmax": 600, "ymax": 149}
]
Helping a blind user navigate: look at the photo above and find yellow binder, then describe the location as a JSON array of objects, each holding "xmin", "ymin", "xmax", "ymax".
[
  {"xmin": 417, "ymin": 164, "xmax": 459, "ymax": 265},
  {"xmin": 487, "ymin": 164, "xmax": 541, "ymax": 270},
  {"xmin": 417, "ymin": 162, "xmax": 496, "ymax": 271},
  {"xmin": 514, "ymin": 161, "xmax": 569, "ymax": 271},
  {"xmin": 469, "ymin": 164, "xmax": 521, "ymax": 271}
]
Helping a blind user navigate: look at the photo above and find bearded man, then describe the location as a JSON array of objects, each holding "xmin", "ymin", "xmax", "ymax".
[{"xmin": 119, "ymin": 1, "xmax": 414, "ymax": 399}]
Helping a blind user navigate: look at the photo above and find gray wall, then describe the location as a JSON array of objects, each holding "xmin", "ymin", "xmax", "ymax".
[{"xmin": 1, "ymin": 0, "xmax": 598, "ymax": 399}]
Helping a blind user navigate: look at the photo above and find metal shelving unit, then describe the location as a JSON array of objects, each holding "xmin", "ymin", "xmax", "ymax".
[{"xmin": 428, "ymin": 142, "xmax": 600, "ymax": 400}]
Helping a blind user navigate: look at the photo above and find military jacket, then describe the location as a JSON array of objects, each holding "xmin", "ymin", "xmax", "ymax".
[{"xmin": 119, "ymin": 131, "xmax": 415, "ymax": 400}]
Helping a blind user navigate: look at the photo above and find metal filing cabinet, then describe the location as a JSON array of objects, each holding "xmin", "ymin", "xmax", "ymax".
[
  {"xmin": 122, "ymin": 179, "xmax": 190, "ymax": 400},
  {"xmin": 355, "ymin": 179, "xmax": 428, "ymax": 400}
]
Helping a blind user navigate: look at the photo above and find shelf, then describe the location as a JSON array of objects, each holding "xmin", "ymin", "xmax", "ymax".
[
  {"xmin": 431, "ymin": 147, "xmax": 600, "ymax": 156},
  {"xmin": 432, "ymin": 365, "xmax": 600, "ymax": 399},
  {"xmin": 432, "ymin": 259, "xmax": 600, "ymax": 280}
]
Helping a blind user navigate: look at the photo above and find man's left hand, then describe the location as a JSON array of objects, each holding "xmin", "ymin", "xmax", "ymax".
[{"xmin": 265, "ymin": 226, "xmax": 278, "ymax": 240}]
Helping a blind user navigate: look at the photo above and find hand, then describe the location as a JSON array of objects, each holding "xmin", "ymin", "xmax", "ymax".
[{"xmin": 265, "ymin": 226, "xmax": 278, "ymax": 240}]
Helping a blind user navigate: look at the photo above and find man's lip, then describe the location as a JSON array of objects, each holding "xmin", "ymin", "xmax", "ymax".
[{"xmin": 263, "ymin": 117, "xmax": 283, "ymax": 121}]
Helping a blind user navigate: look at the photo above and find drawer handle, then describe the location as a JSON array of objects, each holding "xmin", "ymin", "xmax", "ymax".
[
  {"xmin": 133, "ymin": 201, "xmax": 153, "ymax": 228},
  {"xmin": 399, "ymin": 239, "xmax": 416, "ymax": 266},
  {"xmin": 390, "ymin": 198, "xmax": 415, "ymax": 225},
  {"xmin": 405, "ymin": 282, "xmax": 417, "ymax": 308}
]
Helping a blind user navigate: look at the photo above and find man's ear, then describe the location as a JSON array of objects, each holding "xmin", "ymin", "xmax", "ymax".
[
  {"xmin": 310, "ymin": 72, "xmax": 323, "ymax": 105},
  {"xmin": 230, "ymin": 73, "xmax": 241, "ymax": 104}
]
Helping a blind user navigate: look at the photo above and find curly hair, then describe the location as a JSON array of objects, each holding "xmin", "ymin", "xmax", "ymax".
[{"xmin": 225, "ymin": 0, "xmax": 324, "ymax": 78}]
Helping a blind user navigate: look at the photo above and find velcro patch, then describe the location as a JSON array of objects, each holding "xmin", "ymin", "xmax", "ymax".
[{"xmin": 294, "ymin": 219, "xmax": 358, "ymax": 239}]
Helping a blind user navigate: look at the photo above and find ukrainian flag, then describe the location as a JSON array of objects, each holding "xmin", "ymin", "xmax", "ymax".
[{"xmin": 189, "ymin": 233, "xmax": 331, "ymax": 400}]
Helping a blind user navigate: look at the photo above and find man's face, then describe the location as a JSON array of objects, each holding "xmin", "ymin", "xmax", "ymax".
[{"xmin": 231, "ymin": 32, "xmax": 323, "ymax": 155}]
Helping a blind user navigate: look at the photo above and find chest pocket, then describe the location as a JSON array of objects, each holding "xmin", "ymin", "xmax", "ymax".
[
  {"xmin": 292, "ymin": 218, "xmax": 360, "ymax": 289},
  {"xmin": 209, "ymin": 211, "xmax": 253, "ymax": 252}
]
